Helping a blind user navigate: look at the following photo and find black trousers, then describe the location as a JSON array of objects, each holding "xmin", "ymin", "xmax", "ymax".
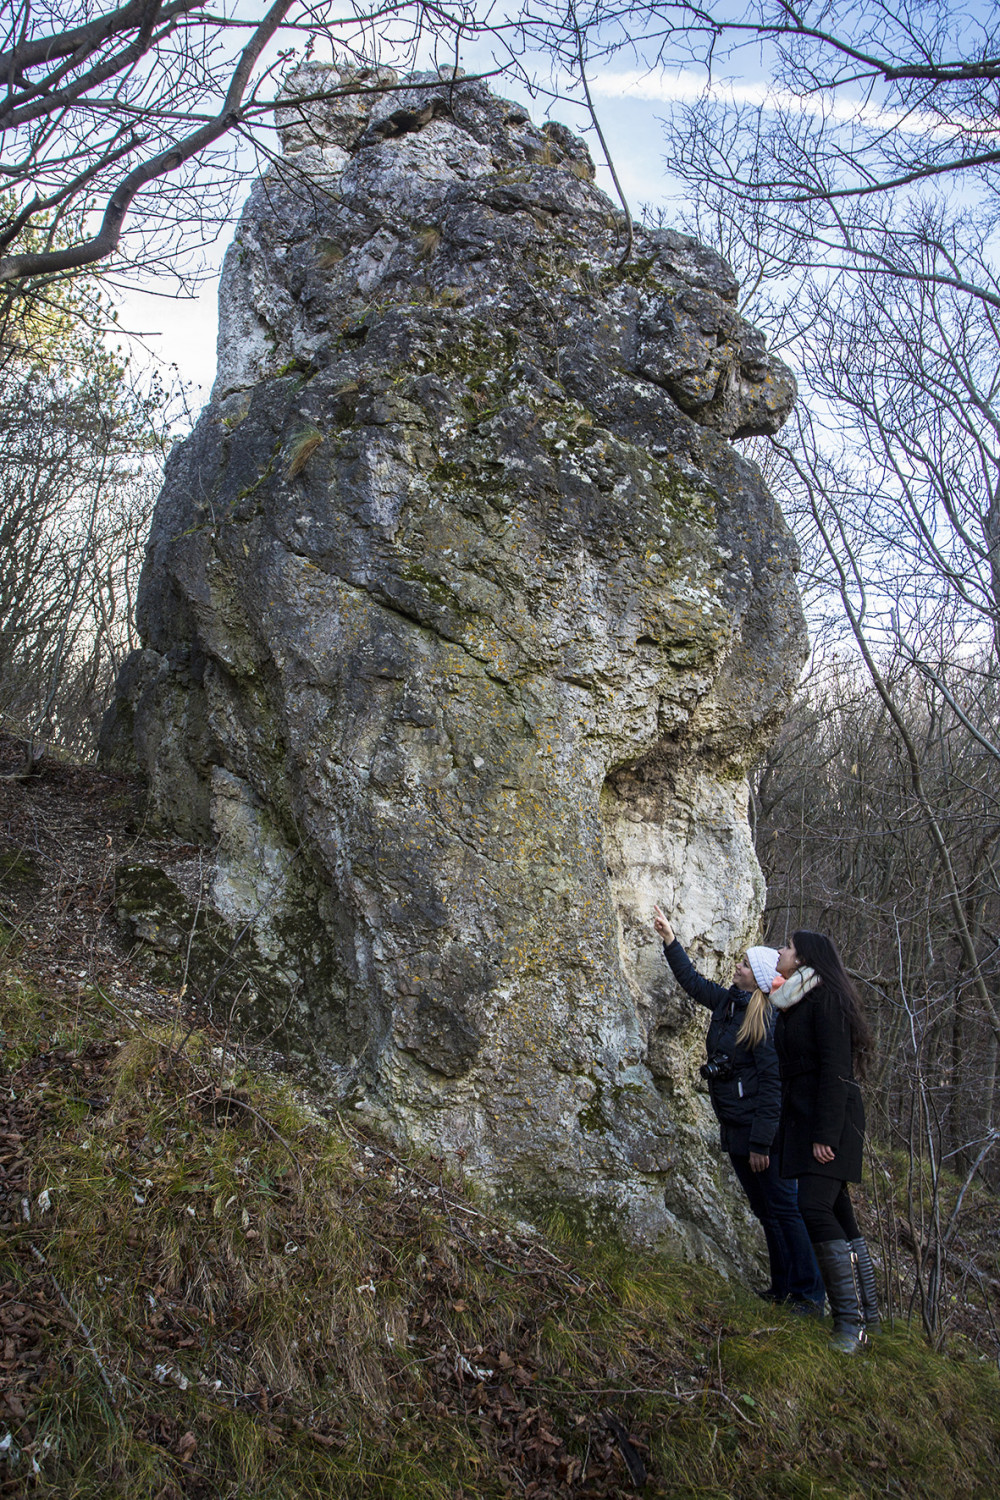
[
  {"xmin": 796, "ymin": 1173, "xmax": 860, "ymax": 1243},
  {"xmin": 728, "ymin": 1153, "xmax": 824, "ymax": 1303}
]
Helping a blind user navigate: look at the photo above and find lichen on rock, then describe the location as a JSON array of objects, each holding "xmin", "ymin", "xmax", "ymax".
[{"xmin": 102, "ymin": 66, "xmax": 807, "ymax": 1265}]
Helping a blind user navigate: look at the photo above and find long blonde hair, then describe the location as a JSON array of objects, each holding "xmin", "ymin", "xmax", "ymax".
[{"xmin": 735, "ymin": 987, "xmax": 772, "ymax": 1049}]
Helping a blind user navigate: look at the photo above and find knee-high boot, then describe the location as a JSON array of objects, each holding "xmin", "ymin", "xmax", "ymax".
[
  {"xmin": 850, "ymin": 1237, "xmax": 882, "ymax": 1333},
  {"xmin": 813, "ymin": 1240, "xmax": 868, "ymax": 1354}
]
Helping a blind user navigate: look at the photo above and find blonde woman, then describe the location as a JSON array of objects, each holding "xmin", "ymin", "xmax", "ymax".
[{"xmin": 653, "ymin": 907, "xmax": 823, "ymax": 1311}]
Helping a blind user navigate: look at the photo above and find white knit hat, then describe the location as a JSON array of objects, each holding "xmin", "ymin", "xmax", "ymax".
[{"xmin": 746, "ymin": 945, "xmax": 780, "ymax": 994}]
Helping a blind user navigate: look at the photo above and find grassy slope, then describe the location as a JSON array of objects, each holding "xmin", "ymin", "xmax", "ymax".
[{"xmin": 1, "ymin": 964, "xmax": 998, "ymax": 1500}]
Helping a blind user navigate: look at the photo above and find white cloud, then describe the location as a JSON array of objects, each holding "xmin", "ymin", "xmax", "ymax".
[{"xmin": 587, "ymin": 68, "xmax": 990, "ymax": 140}]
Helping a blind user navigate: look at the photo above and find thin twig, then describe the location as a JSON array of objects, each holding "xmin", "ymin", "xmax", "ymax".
[
  {"xmin": 568, "ymin": 0, "xmax": 632, "ymax": 266},
  {"xmin": 29, "ymin": 1242, "xmax": 117, "ymax": 1402},
  {"xmin": 176, "ymin": 1081, "xmax": 305, "ymax": 1179},
  {"xmin": 210, "ymin": 1091, "xmax": 304, "ymax": 1179},
  {"xmin": 89, "ymin": 979, "xmax": 150, "ymax": 1035}
]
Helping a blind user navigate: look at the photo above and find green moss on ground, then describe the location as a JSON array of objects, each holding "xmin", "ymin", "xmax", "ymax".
[
  {"xmin": 0, "ymin": 849, "xmax": 42, "ymax": 889},
  {"xmin": 0, "ymin": 966, "xmax": 997, "ymax": 1499}
]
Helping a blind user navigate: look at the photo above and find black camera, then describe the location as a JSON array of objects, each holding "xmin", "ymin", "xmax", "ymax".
[{"xmin": 700, "ymin": 1051, "xmax": 734, "ymax": 1082}]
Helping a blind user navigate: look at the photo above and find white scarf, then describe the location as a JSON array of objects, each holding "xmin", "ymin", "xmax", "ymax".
[{"xmin": 770, "ymin": 965, "xmax": 821, "ymax": 1011}]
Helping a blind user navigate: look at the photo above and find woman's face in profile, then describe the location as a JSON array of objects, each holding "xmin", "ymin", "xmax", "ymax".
[{"xmin": 776, "ymin": 938, "xmax": 801, "ymax": 979}]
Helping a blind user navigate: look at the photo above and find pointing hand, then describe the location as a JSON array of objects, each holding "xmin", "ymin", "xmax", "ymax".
[{"xmin": 652, "ymin": 905, "xmax": 675, "ymax": 944}]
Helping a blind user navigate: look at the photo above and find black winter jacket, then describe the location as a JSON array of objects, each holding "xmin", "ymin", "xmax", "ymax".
[
  {"xmin": 773, "ymin": 985, "xmax": 865, "ymax": 1182},
  {"xmin": 663, "ymin": 940, "xmax": 781, "ymax": 1156}
]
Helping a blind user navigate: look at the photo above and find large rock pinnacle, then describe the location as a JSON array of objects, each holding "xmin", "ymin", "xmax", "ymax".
[{"xmin": 105, "ymin": 66, "xmax": 807, "ymax": 1257}]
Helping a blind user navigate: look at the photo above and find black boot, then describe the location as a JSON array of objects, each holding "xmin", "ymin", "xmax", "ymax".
[
  {"xmin": 850, "ymin": 1237, "xmax": 882, "ymax": 1333},
  {"xmin": 813, "ymin": 1240, "xmax": 868, "ymax": 1355}
]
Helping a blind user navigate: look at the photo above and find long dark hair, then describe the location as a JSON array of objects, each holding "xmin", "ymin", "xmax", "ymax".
[{"xmin": 792, "ymin": 930, "xmax": 873, "ymax": 1076}]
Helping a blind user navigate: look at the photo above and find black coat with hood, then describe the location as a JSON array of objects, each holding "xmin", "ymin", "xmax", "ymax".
[{"xmin": 663, "ymin": 940, "xmax": 781, "ymax": 1156}]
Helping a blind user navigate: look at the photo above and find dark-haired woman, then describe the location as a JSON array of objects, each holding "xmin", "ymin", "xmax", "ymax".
[
  {"xmin": 772, "ymin": 930, "xmax": 880, "ymax": 1354},
  {"xmin": 653, "ymin": 907, "xmax": 824, "ymax": 1312}
]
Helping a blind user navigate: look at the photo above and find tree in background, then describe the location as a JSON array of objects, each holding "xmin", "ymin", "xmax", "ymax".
[
  {"xmin": 754, "ymin": 647, "xmax": 1000, "ymax": 1340},
  {"xmin": 629, "ymin": 0, "xmax": 1000, "ymax": 1334},
  {"xmin": 538, "ymin": 0, "xmax": 1000, "ymax": 192},
  {"xmin": 0, "ymin": 264, "xmax": 169, "ymax": 764}
]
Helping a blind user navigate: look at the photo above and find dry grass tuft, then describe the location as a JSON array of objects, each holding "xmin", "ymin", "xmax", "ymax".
[
  {"xmin": 413, "ymin": 226, "xmax": 442, "ymax": 260},
  {"xmin": 284, "ymin": 426, "xmax": 324, "ymax": 479},
  {"xmin": 527, "ymin": 141, "xmax": 558, "ymax": 167}
]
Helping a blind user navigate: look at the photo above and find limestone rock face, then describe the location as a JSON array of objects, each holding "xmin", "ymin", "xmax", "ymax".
[{"xmin": 104, "ymin": 67, "xmax": 806, "ymax": 1259}]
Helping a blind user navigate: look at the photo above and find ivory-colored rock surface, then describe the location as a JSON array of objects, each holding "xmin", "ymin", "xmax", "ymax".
[{"xmin": 104, "ymin": 68, "xmax": 807, "ymax": 1261}]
